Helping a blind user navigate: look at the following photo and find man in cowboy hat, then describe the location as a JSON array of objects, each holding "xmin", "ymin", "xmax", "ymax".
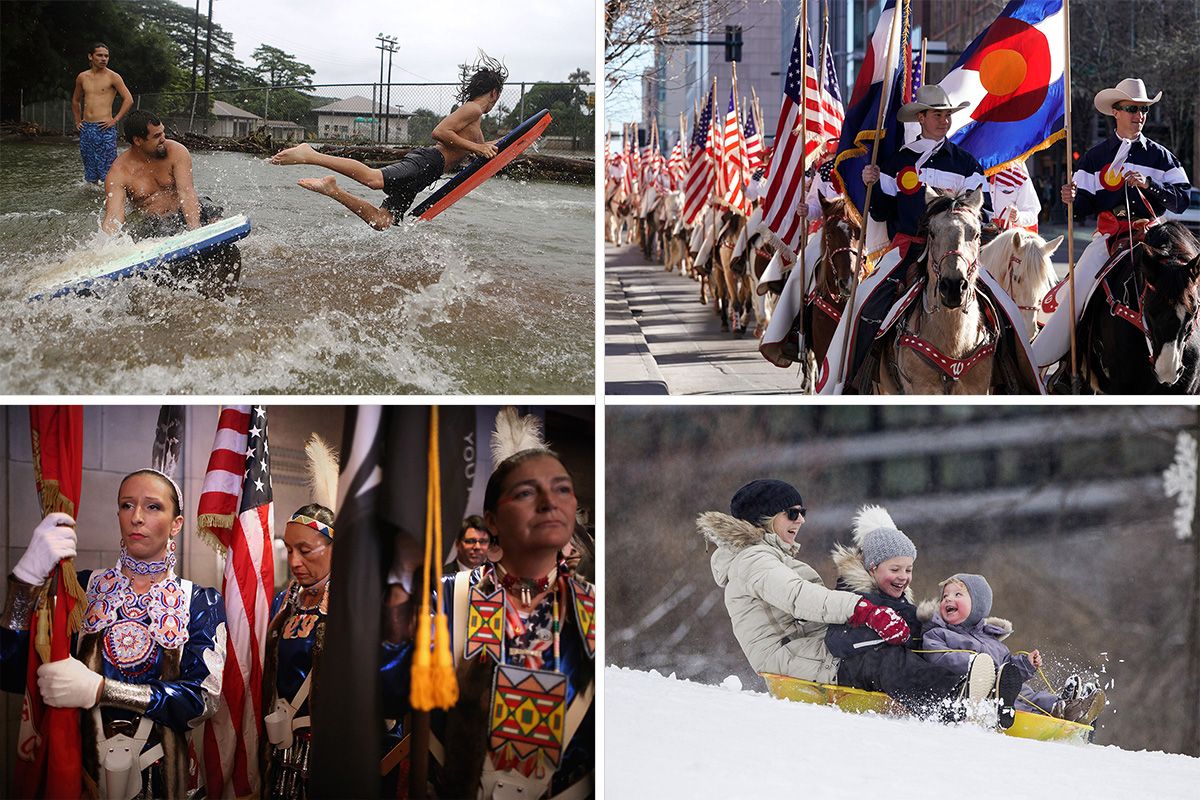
[
  {"xmin": 1032, "ymin": 78, "xmax": 1191, "ymax": 370},
  {"xmin": 861, "ymin": 84, "xmax": 991, "ymax": 262}
]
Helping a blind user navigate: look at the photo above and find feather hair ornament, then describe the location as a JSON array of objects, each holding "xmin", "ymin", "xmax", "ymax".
[
  {"xmin": 304, "ymin": 434, "xmax": 340, "ymax": 512},
  {"xmin": 490, "ymin": 407, "xmax": 548, "ymax": 466},
  {"xmin": 852, "ymin": 504, "xmax": 898, "ymax": 547}
]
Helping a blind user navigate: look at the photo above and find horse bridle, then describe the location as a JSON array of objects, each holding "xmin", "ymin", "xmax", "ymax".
[
  {"xmin": 1103, "ymin": 244, "xmax": 1200, "ymax": 365},
  {"xmin": 818, "ymin": 245, "xmax": 859, "ymax": 301},
  {"xmin": 1003, "ymin": 252, "xmax": 1039, "ymax": 311}
]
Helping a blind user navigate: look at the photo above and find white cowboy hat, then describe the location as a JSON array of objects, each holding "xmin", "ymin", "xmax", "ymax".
[
  {"xmin": 897, "ymin": 85, "xmax": 970, "ymax": 123},
  {"xmin": 1093, "ymin": 78, "xmax": 1162, "ymax": 116}
]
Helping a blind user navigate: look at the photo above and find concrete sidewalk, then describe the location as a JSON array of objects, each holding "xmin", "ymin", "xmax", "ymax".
[{"xmin": 604, "ymin": 244, "xmax": 805, "ymax": 395}]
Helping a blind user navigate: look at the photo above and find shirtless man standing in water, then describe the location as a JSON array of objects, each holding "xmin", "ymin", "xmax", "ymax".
[
  {"xmin": 269, "ymin": 55, "xmax": 508, "ymax": 230},
  {"xmin": 72, "ymin": 42, "xmax": 134, "ymax": 184},
  {"xmin": 101, "ymin": 110, "xmax": 204, "ymax": 237}
]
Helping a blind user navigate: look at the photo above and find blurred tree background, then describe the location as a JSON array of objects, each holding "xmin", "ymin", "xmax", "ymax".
[{"xmin": 606, "ymin": 405, "xmax": 1200, "ymax": 755}]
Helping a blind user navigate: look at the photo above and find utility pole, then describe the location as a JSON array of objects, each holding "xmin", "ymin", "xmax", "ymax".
[
  {"xmin": 383, "ymin": 36, "xmax": 398, "ymax": 143},
  {"xmin": 375, "ymin": 34, "xmax": 395, "ymax": 143},
  {"xmin": 202, "ymin": 0, "xmax": 213, "ymax": 122},
  {"xmin": 188, "ymin": 0, "xmax": 200, "ymax": 132}
]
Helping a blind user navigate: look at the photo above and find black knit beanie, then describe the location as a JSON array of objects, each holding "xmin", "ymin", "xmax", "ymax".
[{"xmin": 730, "ymin": 479, "xmax": 804, "ymax": 524}]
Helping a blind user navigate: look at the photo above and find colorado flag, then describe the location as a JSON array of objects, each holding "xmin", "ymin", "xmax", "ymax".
[{"xmin": 942, "ymin": 0, "xmax": 1066, "ymax": 175}]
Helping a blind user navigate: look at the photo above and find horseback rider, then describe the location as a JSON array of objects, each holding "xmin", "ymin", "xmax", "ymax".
[
  {"xmin": 862, "ymin": 84, "xmax": 992, "ymax": 269},
  {"xmin": 816, "ymin": 86, "xmax": 1048, "ymax": 394},
  {"xmin": 1032, "ymin": 78, "xmax": 1192, "ymax": 370}
]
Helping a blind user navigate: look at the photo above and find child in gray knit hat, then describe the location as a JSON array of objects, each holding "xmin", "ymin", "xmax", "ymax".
[
  {"xmin": 920, "ymin": 573, "xmax": 1106, "ymax": 727},
  {"xmin": 824, "ymin": 506, "xmax": 997, "ymax": 722}
]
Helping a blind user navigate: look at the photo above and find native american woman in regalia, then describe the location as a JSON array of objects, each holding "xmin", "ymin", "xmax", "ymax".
[
  {"xmin": 261, "ymin": 436, "xmax": 339, "ymax": 799},
  {"xmin": 1, "ymin": 469, "xmax": 227, "ymax": 799},
  {"xmin": 383, "ymin": 408, "xmax": 595, "ymax": 800}
]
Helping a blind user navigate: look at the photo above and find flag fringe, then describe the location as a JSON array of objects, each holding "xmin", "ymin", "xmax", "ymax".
[
  {"xmin": 196, "ymin": 515, "xmax": 233, "ymax": 557},
  {"xmin": 984, "ymin": 128, "xmax": 1066, "ymax": 178}
]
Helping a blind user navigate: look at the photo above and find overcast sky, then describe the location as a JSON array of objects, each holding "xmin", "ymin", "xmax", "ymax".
[{"xmin": 170, "ymin": 0, "xmax": 597, "ymax": 85}]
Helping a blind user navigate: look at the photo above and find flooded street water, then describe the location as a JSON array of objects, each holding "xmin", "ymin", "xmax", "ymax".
[{"xmin": 0, "ymin": 139, "xmax": 594, "ymax": 394}]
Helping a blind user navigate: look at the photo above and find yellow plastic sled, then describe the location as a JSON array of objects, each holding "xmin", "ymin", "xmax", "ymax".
[{"xmin": 760, "ymin": 672, "xmax": 1093, "ymax": 746}]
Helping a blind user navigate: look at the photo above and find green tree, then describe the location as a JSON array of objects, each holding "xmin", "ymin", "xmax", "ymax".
[
  {"xmin": 1, "ymin": 1, "xmax": 177, "ymax": 119},
  {"xmin": 502, "ymin": 68, "xmax": 594, "ymax": 146},
  {"xmin": 252, "ymin": 44, "xmax": 315, "ymax": 88},
  {"xmin": 138, "ymin": 0, "xmax": 255, "ymax": 89},
  {"xmin": 407, "ymin": 108, "xmax": 440, "ymax": 145}
]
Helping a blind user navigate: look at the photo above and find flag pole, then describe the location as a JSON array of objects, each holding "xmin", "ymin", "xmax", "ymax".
[
  {"xmin": 1063, "ymin": 0, "xmax": 1079, "ymax": 392},
  {"xmin": 710, "ymin": 75, "xmax": 720, "ymax": 288},
  {"xmin": 837, "ymin": 0, "xmax": 904, "ymax": 391},
  {"xmin": 797, "ymin": 0, "xmax": 811, "ymax": 391}
]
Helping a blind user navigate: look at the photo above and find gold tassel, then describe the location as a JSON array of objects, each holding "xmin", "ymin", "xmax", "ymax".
[{"xmin": 429, "ymin": 410, "xmax": 458, "ymax": 707}]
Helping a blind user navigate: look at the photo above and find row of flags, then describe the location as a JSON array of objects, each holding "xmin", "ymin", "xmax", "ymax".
[{"xmin": 609, "ymin": 0, "xmax": 1061, "ymax": 260}]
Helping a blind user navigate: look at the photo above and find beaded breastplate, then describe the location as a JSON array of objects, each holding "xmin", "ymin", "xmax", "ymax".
[{"xmin": 82, "ymin": 567, "xmax": 190, "ymax": 679}]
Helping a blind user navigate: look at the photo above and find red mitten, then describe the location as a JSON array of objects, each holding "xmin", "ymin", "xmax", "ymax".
[{"xmin": 847, "ymin": 599, "xmax": 910, "ymax": 644}]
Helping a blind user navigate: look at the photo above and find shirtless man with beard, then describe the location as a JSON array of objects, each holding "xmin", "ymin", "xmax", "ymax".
[
  {"xmin": 101, "ymin": 110, "xmax": 207, "ymax": 237},
  {"xmin": 101, "ymin": 110, "xmax": 240, "ymax": 296}
]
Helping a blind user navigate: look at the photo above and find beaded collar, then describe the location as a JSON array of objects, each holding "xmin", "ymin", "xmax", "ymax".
[
  {"xmin": 494, "ymin": 562, "xmax": 562, "ymax": 607},
  {"xmin": 81, "ymin": 561, "xmax": 190, "ymax": 650}
]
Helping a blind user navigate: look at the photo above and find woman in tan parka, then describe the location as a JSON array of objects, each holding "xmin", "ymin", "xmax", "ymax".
[{"xmin": 697, "ymin": 479, "xmax": 911, "ymax": 682}]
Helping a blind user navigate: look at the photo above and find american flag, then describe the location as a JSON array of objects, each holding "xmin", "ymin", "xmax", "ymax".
[
  {"xmin": 682, "ymin": 87, "xmax": 716, "ymax": 224},
  {"xmin": 667, "ymin": 136, "xmax": 685, "ymax": 189},
  {"xmin": 721, "ymin": 88, "xmax": 751, "ymax": 214},
  {"xmin": 762, "ymin": 22, "xmax": 846, "ymax": 254},
  {"xmin": 199, "ymin": 406, "xmax": 274, "ymax": 799},
  {"xmin": 744, "ymin": 102, "xmax": 766, "ymax": 172},
  {"xmin": 991, "ymin": 160, "xmax": 1029, "ymax": 190},
  {"xmin": 912, "ymin": 48, "xmax": 924, "ymax": 95}
]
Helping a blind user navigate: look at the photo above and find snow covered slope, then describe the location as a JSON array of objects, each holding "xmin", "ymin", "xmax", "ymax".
[{"xmin": 606, "ymin": 666, "xmax": 1200, "ymax": 799}]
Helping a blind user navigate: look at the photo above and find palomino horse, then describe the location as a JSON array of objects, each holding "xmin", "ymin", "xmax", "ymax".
[
  {"xmin": 878, "ymin": 188, "xmax": 996, "ymax": 394},
  {"xmin": 715, "ymin": 210, "xmax": 754, "ymax": 334},
  {"xmin": 1073, "ymin": 221, "xmax": 1200, "ymax": 393},
  {"xmin": 660, "ymin": 191, "xmax": 691, "ymax": 274},
  {"xmin": 605, "ymin": 184, "xmax": 633, "ymax": 245},
  {"xmin": 980, "ymin": 228, "xmax": 1062, "ymax": 342},
  {"xmin": 808, "ymin": 196, "xmax": 863, "ymax": 368}
]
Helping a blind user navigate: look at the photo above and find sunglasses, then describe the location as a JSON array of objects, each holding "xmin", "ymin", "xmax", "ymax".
[
  {"xmin": 784, "ymin": 506, "xmax": 807, "ymax": 521},
  {"xmin": 1113, "ymin": 104, "xmax": 1150, "ymax": 114}
]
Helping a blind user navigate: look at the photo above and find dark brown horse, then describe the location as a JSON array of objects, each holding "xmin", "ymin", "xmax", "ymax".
[
  {"xmin": 1074, "ymin": 221, "xmax": 1200, "ymax": 393},
  {"xmin": 807, "ymin": 196, "xmax": 863, "ymax": 368}
]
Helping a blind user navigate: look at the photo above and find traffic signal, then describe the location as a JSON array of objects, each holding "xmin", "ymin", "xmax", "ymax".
[{"xmin": 725, "ymin": 25, "xmax": 743, "ymax": 62}]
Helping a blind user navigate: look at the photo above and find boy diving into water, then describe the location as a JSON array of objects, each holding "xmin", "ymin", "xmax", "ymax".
[{"xmin": 270, "ymin": 54, "xmax": 508, "ymax": 230}]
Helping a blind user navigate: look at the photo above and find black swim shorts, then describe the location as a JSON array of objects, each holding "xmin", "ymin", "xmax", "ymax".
[{"xmin": 380, "ymin": 147, "xmax": 445, "ymax": 222}]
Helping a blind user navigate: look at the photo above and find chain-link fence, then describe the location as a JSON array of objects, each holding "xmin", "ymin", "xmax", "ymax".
[{"xmin": 20, "ymin": 81, "xmax": 595, "ymax": 154}]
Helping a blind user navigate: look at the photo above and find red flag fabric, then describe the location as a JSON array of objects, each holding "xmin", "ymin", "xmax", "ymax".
[
  {"xmin": 763, "ymin": 23, "xmax": 847, "ymax": 254},
  {"xmin": 19, "ymin": 406, "xmax": 84, "ymax": 799},
  {"xmin": 198, "ymin": 406, "xmax": 274, "ymax": 798},
  {"xmin": 682, "ymin": 88, "xmax": 716, "ymax": 225},
  {"xmin": 721, "ymin": 89, "xmax": 751, "ymax": 215}
]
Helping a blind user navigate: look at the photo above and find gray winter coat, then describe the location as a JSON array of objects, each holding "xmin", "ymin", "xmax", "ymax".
[
  {"xmin": 698, "ymin": 511, "xmax": 861, "ymax": 683},
  {"xmin": 918, "ymin": 605, "xmax": 1058, "ymax": 713}
]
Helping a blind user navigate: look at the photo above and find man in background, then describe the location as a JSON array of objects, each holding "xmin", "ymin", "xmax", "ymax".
[{"xmin": 72, "ymin": 42, "xmax": 133, "ymax": 184}]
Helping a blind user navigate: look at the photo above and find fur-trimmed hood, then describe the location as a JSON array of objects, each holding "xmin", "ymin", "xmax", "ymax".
[
  {"xmin": 697, "ymin": 510, "xmax": 770, "ymax": 553},
  {"xmin": 828, "ymin": 506, "xmax": 914, "ymax": 602},
  {"xmin": 698, "ymin": 510, "xmax": 799, "ymax": 587},
  {"xmin": 917, "ymin": 598, "xmax": 1013, "ymax": 640}
]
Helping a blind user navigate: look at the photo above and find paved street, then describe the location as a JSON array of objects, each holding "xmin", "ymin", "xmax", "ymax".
[{"xmin": 604, "ymin": 244, "xmax": 806, "ymax": 395}]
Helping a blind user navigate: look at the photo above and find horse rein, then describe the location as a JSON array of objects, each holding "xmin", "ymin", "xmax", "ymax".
[{"xmin": 1102, "ymin": 244, "xmax": 1200, "ymax": 365}]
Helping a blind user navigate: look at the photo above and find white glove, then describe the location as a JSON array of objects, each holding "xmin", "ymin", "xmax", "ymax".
[
  {"xmin": 13, "ymin": 512, "xmax": 77, "ymax": 585},
  {"xmin": 37, "ymin": 656, "xmax": 102, "ymax": 709}
]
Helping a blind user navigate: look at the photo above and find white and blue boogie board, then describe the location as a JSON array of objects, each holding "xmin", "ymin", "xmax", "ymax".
[{"xmin": 30, "ymin": 214, "xmax": 251, "ymax": 300}]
